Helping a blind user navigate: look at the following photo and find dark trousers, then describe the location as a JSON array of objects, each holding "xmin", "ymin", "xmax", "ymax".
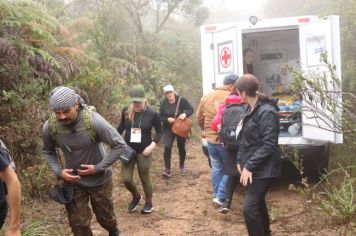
[
  {"xmin": 65, "ymin": 180, "xmax": 118, "ymax": 236},
  {"xmin": 243, "ymin": 178, "xmax": 273, "ymax": 236},
  {"xmin": 224, "ymin": 174, "xmax": 239, "ymax": 208},
  {"xmin": 223, "ymin": 148, "xmax": 240, "ymax": 207},
  {"xmin": 163, "ymin": 128, "xmax": 186, "ymax": 170}
]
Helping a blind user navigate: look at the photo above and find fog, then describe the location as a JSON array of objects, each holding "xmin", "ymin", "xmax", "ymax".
[{"xmin": 203, "ymin": 0, "xmax": 267, "ymax": 23}]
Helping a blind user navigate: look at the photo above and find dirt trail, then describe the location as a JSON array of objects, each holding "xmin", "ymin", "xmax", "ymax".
[
  {"xmin": 107, "ymin": 141, "xmax": 247, "ymax": 236},
  {"xmin": 32, "ymin": 140, "xmax": 346, "ymax": 235}
]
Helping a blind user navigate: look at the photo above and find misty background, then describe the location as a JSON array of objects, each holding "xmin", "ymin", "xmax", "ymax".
[{"xmin": 0, "ymin": 0, "xmax": 355, "ymax": 234}]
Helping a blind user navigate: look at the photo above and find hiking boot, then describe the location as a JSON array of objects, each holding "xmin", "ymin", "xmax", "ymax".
[
  {"xmin": 162, "ymin": 169, "xmax": 171, "ymax": 178},
  {"xmin": 212, "ymin": 197, "xmax": 224, "ymax": 206},
  {"xmin": 108, "ymin": 227, "xmax": 120, "ymax": 236},
  {"xmin": 128, "ymin": 195, "xmax": 142, "ymax": 212},
  {"xmin": 141, "ymin": 202, "xmax": 154, "ymax": 214}
]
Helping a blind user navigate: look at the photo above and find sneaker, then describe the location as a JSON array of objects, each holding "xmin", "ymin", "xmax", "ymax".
[
  {"xmin": 219, "ymin": 205, "xmax": 230, "ymax": 214},
  {"xmin": 212, "ymin": 197, "xmax": 224, "ymax": 206},
  {"xmin": 141, "ymin": 202, "xmax": 154, "ymax": 214},
  {"xmin": 180, "ymin": 167, "xmax": 187, "ymax": 174},
  {"xmin": 128, "ymin": 195, "xmax": 142, "ymax": 212},
  {"xmin": 162, "ymin": 169, "xmax": 172, "ymax": 178}
]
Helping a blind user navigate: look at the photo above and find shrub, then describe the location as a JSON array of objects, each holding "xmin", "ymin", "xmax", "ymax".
[{"xmin": 313, "ymin": 167, "xmax": 356, "ymax": 221}]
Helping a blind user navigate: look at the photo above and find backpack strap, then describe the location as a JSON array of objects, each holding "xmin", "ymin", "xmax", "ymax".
[
  {"xmin": 48, "ymin": 113, "xmax": 63, "ymax": 145},
  {"xmin": 82, "ymin": 106, "xmax": 97, "ymax": 142},
  {"xmin": 48, "ymin": 106, "xmax": 97, "ymax": 144}
]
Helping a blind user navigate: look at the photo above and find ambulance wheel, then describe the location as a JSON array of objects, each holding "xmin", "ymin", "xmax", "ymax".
[{"xmin": 301, "ymin": 143, "xmax": 330, "ymax": 183}]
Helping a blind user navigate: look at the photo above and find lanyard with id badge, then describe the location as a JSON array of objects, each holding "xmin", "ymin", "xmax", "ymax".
[
  {"xmin": 235, "ymin": 110, "xmax": 248, "ymax": 139},
  {"xmin": 235, "ymin": 104, "xmax": 256, "ymax": 139},
  {"xmin": 235, "ymin": 117, "xmax": 244, "ymax": 139},
  {"xmin": 130, "ymin": 108, "xmax": 146, "ymax": 143}
]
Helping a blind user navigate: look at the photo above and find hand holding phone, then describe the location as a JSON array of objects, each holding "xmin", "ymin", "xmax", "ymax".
[{"xmin": 77, "ymin": 164, "xmax": 96, "ymax": 176}]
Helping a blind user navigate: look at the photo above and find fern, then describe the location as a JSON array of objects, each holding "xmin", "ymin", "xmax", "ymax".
[
  {"xmin": 0, "ymin": 0, "xmax": 15, "ymax": 20},
  {"xmin": 107, "ymin": 56, "xmax": 142, "ymax": 76},
  {"xmin": 24, "ymin": 45, "xmax": 60, "ymax": 69},
  {"xmin": 1, "ymin": 19, "xmax": 22, "ymax": 28},
  {"xmin": 1, "ymin": 0, "xmax": 59, "ymax": 45},
  {"xmin": 0, "ymin": 38, "xmax": 17, "ymax": 59}
]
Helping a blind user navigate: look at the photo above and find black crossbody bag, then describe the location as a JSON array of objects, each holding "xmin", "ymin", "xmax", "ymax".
[{"xmin": 119, "ymin": 144, "xmax": 136, "ymax": 164}]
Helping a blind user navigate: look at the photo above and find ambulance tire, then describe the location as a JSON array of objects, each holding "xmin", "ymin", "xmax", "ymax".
[{"xmin": 301, "ymin": 144, "xmax": 330, "ymax": 183}]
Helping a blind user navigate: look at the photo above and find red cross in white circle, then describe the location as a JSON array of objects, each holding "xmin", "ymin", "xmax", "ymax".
[{"xmin": 220, "ymin": 47, "xmax": 232, "ymax": 68}]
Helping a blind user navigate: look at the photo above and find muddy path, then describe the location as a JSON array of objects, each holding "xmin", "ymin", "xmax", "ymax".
[{"xmin": 28, "ymin": 140, "xmax": 350, "ymax": 235}]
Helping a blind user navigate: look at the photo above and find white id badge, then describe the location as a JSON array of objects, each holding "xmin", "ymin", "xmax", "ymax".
[{"xmin": 130, "ymin": 128, "xmax": 142, "ymax": 143}]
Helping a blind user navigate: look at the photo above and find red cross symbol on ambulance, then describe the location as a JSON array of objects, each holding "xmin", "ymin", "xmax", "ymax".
[{"xmin": 220, "ymin": 47, "xmax": 232, "ymax": 68}]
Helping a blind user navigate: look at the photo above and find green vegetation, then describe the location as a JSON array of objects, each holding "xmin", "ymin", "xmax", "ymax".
[
  {"xmin": 0, "ymin": 0, "xmax": 208, "ymax": 229},
  {"xmin": 288, "ymin": 53, "xmax": 356, "ymax": 225},
  {"xmin": 21, "ymin": 220, "xmax": 51, "ymax": 236},
  {"xmin": 264, "ymin": 0, "xmax": 356, "ymax": 228},
  {"xmin": 315, "ymin": 167, "xmax": 356, "ymax": 221},
  {"xmin": 0, "ymin": 0, "xmax": 207, "ymax": 180},
  {"xmin": 0, "ymin": 0, "xmax": 355, "ymax": 232}
]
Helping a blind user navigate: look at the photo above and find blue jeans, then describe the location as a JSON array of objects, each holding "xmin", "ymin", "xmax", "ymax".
[{"xmin": 207, "ymin": 142, "xmax": 227, "ymax": 201}]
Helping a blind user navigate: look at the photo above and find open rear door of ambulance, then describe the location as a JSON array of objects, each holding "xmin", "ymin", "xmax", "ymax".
[
  {"xmin": 212, "ymin": 26, "xmax": 243, "ymax": 87},
  {"xmin": 299, "ymin": 15, "xmax": 343, "ymax": 143}
]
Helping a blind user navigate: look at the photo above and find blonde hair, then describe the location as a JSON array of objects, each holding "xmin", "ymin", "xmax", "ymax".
[{"xmin": 126, "ymin": 99, "xmax": 147, "ymax": 121}]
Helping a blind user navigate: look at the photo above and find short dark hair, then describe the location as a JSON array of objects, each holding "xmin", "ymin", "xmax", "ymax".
[
  {"xmin": 234, "ymin": 74, "xmax": 271, "ymax": 102},
  {"xmin": 234, "ymin": 74, "xmax": 259, "ymax": 97},
  {"xmin": 223, "ymin": 74, "xmax": 239, "ymax": 85}
]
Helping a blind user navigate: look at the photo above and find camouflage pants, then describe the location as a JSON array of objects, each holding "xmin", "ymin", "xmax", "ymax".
[{"xmin": 65, "ymin": 180, "xmax": 118, "ymax": 236}]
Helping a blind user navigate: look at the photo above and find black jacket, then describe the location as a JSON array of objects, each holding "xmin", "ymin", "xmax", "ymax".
[
  {"xmin": 159, "ymin": 95, "xmax": 194, "ymax": 130},
  {"xmin": 117, "ymin": 106, "xmax": 162, "ymax": 153},
  {"xmin": 237, "ymin": 99, "xmax": 281, "ymax": 179}
]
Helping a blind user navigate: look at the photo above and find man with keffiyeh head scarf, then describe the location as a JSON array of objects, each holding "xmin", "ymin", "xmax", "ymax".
[{"xmin": 42, "ymin": 86, "xmax": 126, "ymax": 236}]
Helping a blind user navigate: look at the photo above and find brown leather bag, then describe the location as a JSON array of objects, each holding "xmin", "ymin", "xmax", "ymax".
[
  {"xmin": 172, "ymin": 118, "xmax": 192, "ymax": 138},
  {"xmin": 171, "ymin": 97, "xmax": 192, "ymax": 138}
]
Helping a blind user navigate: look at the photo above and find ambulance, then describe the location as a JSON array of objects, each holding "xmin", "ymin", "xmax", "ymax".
[{"xmin": 200, "ymin": 15, "xmax": 342, "ymax": 179}]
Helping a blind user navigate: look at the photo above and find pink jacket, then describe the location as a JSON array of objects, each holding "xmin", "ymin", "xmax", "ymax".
[
  {"xmin": 211, "ymin": 103, "xmax": 226, "ymax": 132},
  {"xmin": 211, "ymin": 94, "xmax": 242, "ymax": 132}
]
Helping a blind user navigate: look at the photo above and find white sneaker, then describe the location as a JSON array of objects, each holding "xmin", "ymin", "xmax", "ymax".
[
  {"xmin": 213, "ymin": 197, "xmax": 224, "ymax": 206},
  {"xmin": 219, "ymin": 206, "xmax": 229, "ymax": 214}
]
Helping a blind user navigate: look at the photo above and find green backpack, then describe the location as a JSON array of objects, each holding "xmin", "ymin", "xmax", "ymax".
[{"xmin": 48, "ymin": 105, "xmax": 97, "ymax": 143}]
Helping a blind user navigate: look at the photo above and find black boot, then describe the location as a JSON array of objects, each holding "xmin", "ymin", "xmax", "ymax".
[{"xmin": 109, "ymin": 227, "xmax": 120, "ymax": 236}]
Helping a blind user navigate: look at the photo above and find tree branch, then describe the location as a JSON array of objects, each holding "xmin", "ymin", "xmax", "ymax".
[{"xmin": 155, "ymin": 0, "xmax": 182, "ymax": 33}]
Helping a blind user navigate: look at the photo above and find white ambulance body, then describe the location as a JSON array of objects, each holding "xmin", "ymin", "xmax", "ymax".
[{"xmin": 200, "ymin": 15, "xmax": 342, "ymax": 177}]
